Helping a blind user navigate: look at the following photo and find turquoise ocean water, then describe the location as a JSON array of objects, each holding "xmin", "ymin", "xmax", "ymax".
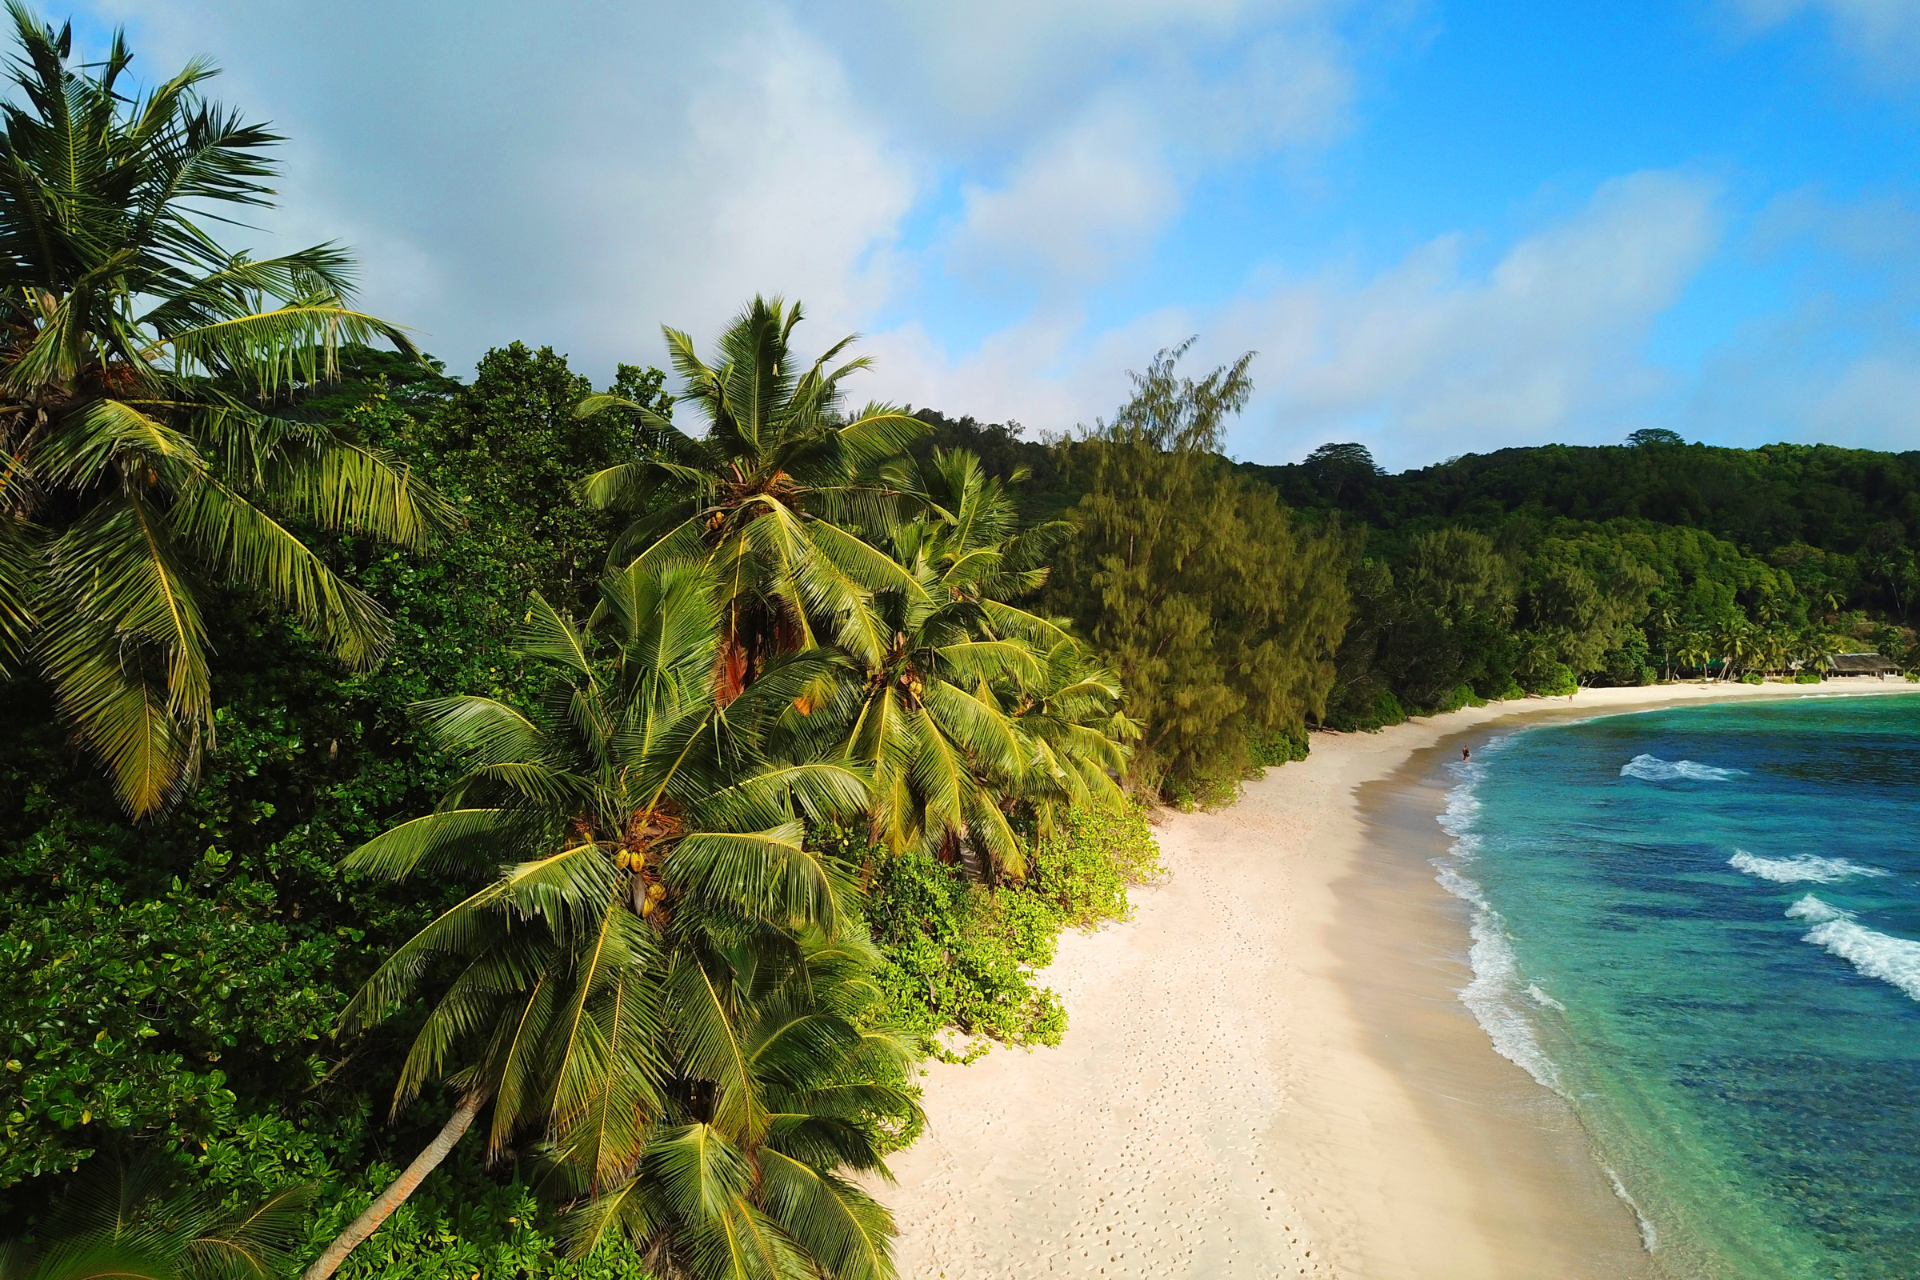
[{"xmin": 1439, "ymin": 693, "xmax": 1920, "ymax": 1279}]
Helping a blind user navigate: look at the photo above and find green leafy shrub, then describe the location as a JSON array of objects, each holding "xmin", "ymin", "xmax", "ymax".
[
  {"xmin": 864, "ymin": 851, "xmax": 1066, "ymax": 1057},
  {"xmin": 1432, "ymin": 683, "xmax": 1485, "ymax": 714},
  {"xmin": 1249, "ymin": 725, "xmax": 1310, "ymax": 767},
  {"xmin": 1159, "ymin": 767, "xmax": 1242, "ymax": 812},
  {"xmin": 1740, "ymin": 671, "xmax": 1765, "ymax": 685},
  {"xmin": 1029, "ymin": 805, "xmax": 1163, "ymax": 930},
  {"xmin": 311, "ymin": 1152, "xmax": 654, "ymax": 1280},
  {"xmin": 1599, "ymin": 629, "xmax": 1656, "ymax": 686},
  {"xmin": 1794, "ymin": 670, "xmax": 1825, "ymax": 683},
  {"xmin": 0, "ymin": 350, "xmax": 661, "ymax": 1239},
  {"xmin": 1525, "ymin": 661, "xmax": 1579, "ymax": 697},
  {"xmin": 1331, "ymin": 688, "xmax": 1407, "ymax": 733},
  {"xmin": 862, "ymin": 806, "xmax": 1162, "ymax": 1060}
]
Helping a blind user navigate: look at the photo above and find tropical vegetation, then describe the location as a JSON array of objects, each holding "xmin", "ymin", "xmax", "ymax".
[
  {"xmin": 5, "ymin": 9, "xmax": 1919, "ymax": 1280},
  {"xmin": 0, "ymin": 2, "xmax": 447, "ymax": 816}
]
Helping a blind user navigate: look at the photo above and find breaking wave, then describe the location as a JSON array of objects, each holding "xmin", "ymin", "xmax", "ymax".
[
  {"xmin": 1787, "ymin": 895, "xmax": 1920, "ymax": 1002},
  {"xmin": 1620, "ymin": 754, "xmax": 1745, "ymax": 782},
  {"xmin": 1729, "ymin": 850, "xmax": 1890, "ymax": 884}
]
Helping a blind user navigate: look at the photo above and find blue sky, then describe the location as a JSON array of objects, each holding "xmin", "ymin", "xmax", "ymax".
[{"xmin": 73, "ymin": 0, "xmax": 1920, "ymax": 468}]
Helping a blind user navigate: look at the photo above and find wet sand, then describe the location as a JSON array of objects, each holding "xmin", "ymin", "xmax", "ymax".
[{"xmin": 881, "ymin": 681, "xmax": 1915, "ymax": 1279}]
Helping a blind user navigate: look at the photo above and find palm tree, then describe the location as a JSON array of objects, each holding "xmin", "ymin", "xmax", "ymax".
[
  {"xmin": 1713, "ymin": 617, "xmax": 1752, "ymax": 681},
  {"xmin": 1645, "ymin": 599, "xmax": 1679, "ymax": 682},
  {"xmin": 824, "ymin": 449, "xmax": 1129, "ymax": 880},
  {"xmin": 1872, "ymin": 550, "xmax": 1916, "ymax": 622},
  {"xmin": 1008, "ymin": 639, "xmax": 1137, "ymax": 844},
  {"xmin": 560, "ymin": 928, "xmax": 918, "ymax": 1280},
  {"xmin": 0, "ymin": 6, "xmax": 448, "ymax": 814},
  {"xmin": 575, "ymin": 297, "xmax": 926, "ymax": 689},
  {"xmin": 1, "ymin": 1154, "xmax": 310, "ymax": 1280},
  {"xmin": 1677, "ymin": 630, "xmax": 1708, "ymax": 681},
  {"xmin": 306, "ymin": 560, "xmax": 871, "ymax": 1280},
  {"xmin": 1797, "ymin": 627, "xmax": 1836, "ymax": 679}
]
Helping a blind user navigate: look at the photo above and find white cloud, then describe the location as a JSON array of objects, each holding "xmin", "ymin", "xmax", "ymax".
[
  {"xmin": 815, "ymin": 0, "xmax": 1355, "ymax": 145},
  {"xmin": 580, "ymin": 14, "xmax": 919, "ymax": 346},
  {"xmin": 89, "ymin": 0, "xmax": 917, "ymax": 374},
  {"xmin": 1686, "ymin": 187, "xmax": 1920, "ymax": 451},
  {"xmin": 1753, "ymin": 187, "xmax": 1920, "ymax": 266},
  {"xmin": 89, "ymin": 3, "xmax": 1865, "ymax": 473},
  {"xmin": 1808, "ymin": 355, "xmax": 1920, "ymax": 437},
  {"xmin": 866, "ymin": 171, "xmax": 1725, "ymax": 470},
  {"xmin": 947, "ymin": 104, "xmax": 1182, "ymax": 290},
  {"xmin": 1233, "ymin": 172, "xmax": 1723, "ymax": 464},
  {"xmin": 82, "ymin": 0, "xmax": 1374, "ymax": 384},
  {"xmin": 1726, "ymin": 0, "xmax": 1920, "ymax": 80},
  {"xmin": 933, "ymin": 5, "xmax": 1359, "ymax": 296}
]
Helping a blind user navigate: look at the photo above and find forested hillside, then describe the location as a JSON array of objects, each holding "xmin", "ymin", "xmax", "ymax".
[
  {"xmin": 2, "ymin": 10, "xmax": 1914, "ymax": 1280},
  {"xmin": 1249, "ymin": 435, "xmax": 1920, "ymax": 566},
  {"xmin": 913, "ymin": 416, "xmax": 1918, "ymax": 751},
  {"xmin": 1247, "ymin": 435, "xmax": 1920, "ymax": 728}
]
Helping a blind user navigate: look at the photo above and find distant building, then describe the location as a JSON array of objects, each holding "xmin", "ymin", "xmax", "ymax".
[{"xmin": 1828, "ymin": 653, "xmax": 1902, "ymax": 678}]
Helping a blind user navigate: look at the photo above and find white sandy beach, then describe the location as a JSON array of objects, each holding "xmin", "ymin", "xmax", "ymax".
[{"xmin": 881, "ymin": 680, "xmax": 1917, "ymax": 1280}]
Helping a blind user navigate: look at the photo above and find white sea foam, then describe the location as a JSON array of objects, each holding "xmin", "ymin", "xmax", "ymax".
[
  {"xmin": 1433, "ymin": 737, "xmax": 1563, "ymax": 1093},
  {"xmin": 1729, "ymin": 850, "xmax": 1891, "ymax": 884},
  {"xmin": 1619, "ymin": 753, "xmax": 1745, "ymax": 782},
  {"xmin": 1603, "ymin": 1164, "xmax": 1659, "ymax": 1253},
  {"xmin": 1787, "ymin": 895, "xmax": 1920, "ymax": 1002},
  {"xmin": 1435, "ymin": 737, "xmax": 1659, "ymax": 1258},
  {"xmin": 1456, "ymin": 891, "xmax": 1563, "ymax": 1092}
]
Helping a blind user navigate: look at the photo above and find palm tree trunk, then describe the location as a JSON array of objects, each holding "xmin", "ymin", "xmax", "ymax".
[{"xmin": 302, "ymin": 1093, "xmax": 484, "ymax": 1280}]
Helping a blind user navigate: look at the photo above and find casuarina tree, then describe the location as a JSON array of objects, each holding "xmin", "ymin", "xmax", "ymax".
[{"xmin": 1050, "ymin": 343, "xmax": 1349, "ymax": 799}]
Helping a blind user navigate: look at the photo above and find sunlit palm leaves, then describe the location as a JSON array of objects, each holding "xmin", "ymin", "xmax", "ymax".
[
  {"xmin": 575, "ymin": 296, "xmax": 926, "ymax": 680},
  {"xmin": 824, "ymin": 449, "xmax": 1134, "ymax": 879},
  {"xmin": 331, "ymin": 301, "xmax": 1138, "ymax": 1277},
  {"xmin": 560, "ymin": 930, "xmax": 918, "ymax": 1280},
  {"xmin": 331, "ymin": 560, "xmax": 902, "ymax": 1277},
  {"xmin": 0, "ymin": 6, "xmax": 448, "ymax": 814},
  {"xmin": 1008, "ymin": 640, "xmax": 1137, "ymax": 841}
]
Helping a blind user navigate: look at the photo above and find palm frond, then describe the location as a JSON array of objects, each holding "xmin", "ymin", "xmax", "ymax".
[
  {"xmin": 339, "ymin": 808, "xmax": 521, "ymax": 881},
  {"xmin": 668, "ymin": 827, "xmax": 849, "ymax": 935},
  {"xmin": 169, "ymin": 474, "xmax": 391, "ymax": 668},
  {"xmin": 756, "ymin": 1150, "xmax": 896, "ymax": 1280}
]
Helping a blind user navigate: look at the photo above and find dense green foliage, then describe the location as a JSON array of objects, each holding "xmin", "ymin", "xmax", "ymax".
[
  {"xmin": 0, "ymin": 341, "xmax": 658, "ymax": 1258},
  {"xmin": 328, "ymin": 554, "xmax": 917, "ymax": 1280},
  {"xmin": 0, "ymin": 1153, "xmax": 312, "ymax": 1280},
  {"xmin": 0, "ymin": 7, "xmax": 448, "ymax": 816},
  {"xmin": 1, "ymin": 321, "xmax": 1162, "ymax": 1279},
  {"xmin": 1239, "ymin": 437, "xmax": 1919, "ymax": 727},
  {"xmin": 1047, "ymin": 348, "xmax": 1349, "ymax": 803},
  {"xmin": 861, "ymin": 803, "xmax": 1160, "ymax": 1061}
]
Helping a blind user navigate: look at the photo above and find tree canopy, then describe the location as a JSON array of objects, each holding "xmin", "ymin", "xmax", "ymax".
[{"xmin": 0, "ymin": 3, "xmax": 446, "ymax": 814}]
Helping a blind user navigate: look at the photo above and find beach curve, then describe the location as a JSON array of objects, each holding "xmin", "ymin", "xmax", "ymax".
[{"xmin": 880, "ymin": 680, "xmax": 1916, "ymax": 1279}]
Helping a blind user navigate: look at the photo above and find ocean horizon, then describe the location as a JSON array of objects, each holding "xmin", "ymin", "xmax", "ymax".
[{"xmin": 1440, "ymin": 693, "xmax": 1920, "ymax": 1279}]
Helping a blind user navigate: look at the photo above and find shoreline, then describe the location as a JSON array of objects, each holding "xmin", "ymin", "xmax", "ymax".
[{"xmin": 880, "ymin": 680, "xmax": 1917, "ymax": 1278}]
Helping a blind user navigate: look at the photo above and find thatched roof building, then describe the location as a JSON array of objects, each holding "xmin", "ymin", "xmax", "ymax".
[{"xmin": 1828, "ymin": 652, "xmax": 1902, "ymax": 677}]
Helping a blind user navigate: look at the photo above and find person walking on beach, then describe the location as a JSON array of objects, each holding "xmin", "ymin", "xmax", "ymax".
[{"xmin": 1462, "ymin": 746, "xmax": 1471, "ymax": 761}]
